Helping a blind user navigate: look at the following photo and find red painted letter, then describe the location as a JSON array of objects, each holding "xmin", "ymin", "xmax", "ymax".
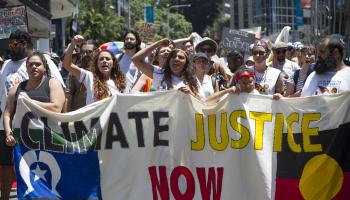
[
  {"xmin": 149, "ymin": 166, "xmax": 170, "ymax": 200},
  {"xmin": 170, "ymin": 166, "xmax": 195, "ymax": 200},
  {"xmin": 197, "ymin": 167, "xmax": 224, "ymax": 200}
]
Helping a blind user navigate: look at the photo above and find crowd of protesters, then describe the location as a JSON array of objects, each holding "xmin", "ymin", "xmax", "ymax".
[{"xmin": 0, "ymin": 29, "xmax": 349, "ymax": 199}]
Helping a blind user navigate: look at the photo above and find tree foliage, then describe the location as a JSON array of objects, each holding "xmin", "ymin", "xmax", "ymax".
[
  {"xmin": 130, "ymin": 0, "xmax": 192, "ymax": 39},
  {"xmin": 180, "ymin": 0, "xmax": 223, "ymax": 34},
  {"xmin": 78, "ymin": 0, "xmax": 125, "ymax": 43}
]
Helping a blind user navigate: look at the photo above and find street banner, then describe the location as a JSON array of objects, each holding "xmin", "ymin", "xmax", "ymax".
[
  {"xmin": 294, "ymin": 0, "xmax": 304, "ymax": 28},
  {"xmin": 221, "ymin": 27, "xmax": 256, "ymax": 54},
  {"xmin": 12, "ymin": 91, "xmax": 350, "ymax": 200},
  {"xmin": 134, "ymin": 22, "xmax": 160, "ymax": 43},
  {"xmin": 0, "ymin": 5, "xmax": 28, "ymax": 39}
]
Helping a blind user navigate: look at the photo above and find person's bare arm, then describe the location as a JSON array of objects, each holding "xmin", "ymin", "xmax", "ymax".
[
  {"xmin": 63, "ymin": 35, "xmax": 84, "ymax": 79},
  {"xmin": 26, "ymin": 79, "xmax": 65, "ymax": 112},
  {"xmin": 173, "ymin": 32, "xmax": 195, "ymax": 47},
  {"xmin": 205, "ymin": 86, "xmax": 239, "ymax": 105},
  {"xmin": 132, "ymin": 38, "xmax": 171, "ymax": 78},
  {"xmin": 3, "ymin": 86, "xmax": 18, "ymax": 146},
  {"xmin": 131, "ymin": 74, "xmax": 148, "ymax": 92},
  {"xmin": 275, "ymin": 73, "xmax": 285, "ymax": 94},
  {"xmin": 285, "ymin": 82, "xmax": 295, "ymax": 97}
]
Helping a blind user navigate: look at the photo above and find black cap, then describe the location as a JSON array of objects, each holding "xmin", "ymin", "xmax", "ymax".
[{"xmin": 193, "ymin": 52, "xmax": 209, "ymax": 61}]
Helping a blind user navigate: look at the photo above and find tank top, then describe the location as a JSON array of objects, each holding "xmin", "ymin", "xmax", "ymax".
[
  {"xmin": 11, "ymin": 77, "xmax": 51, "ymax": 125},
  {"xmin": 16, "ymin": 77, "xmax": 50, "ymax": 102}
]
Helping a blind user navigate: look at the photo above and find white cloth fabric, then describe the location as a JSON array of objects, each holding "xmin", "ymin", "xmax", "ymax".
[
  {"xmin": 117, "ymin": 53, "xmax": 139, "ymax": 93},
  {"xmin": 267, "ymin": 59, "xmax": 300, "ymax": 84},
  {"xmin": 0, "ymin": 57, "xmax": 64, "ymax": 130},
  {"xmin": 79, "ymin": 70, "xmax": 120, "ymax": 105},
  {"xmin": 197, "ymin": 75, "xmax": 214, "ymax": 101},
  {"xmin": 301, "ymin": 67, "xmax": 350, "ymax": 97},
  {"xmin": 249, "ymin": 66, "xmax": 281, "ymax": 95},
  {"xmin": 151, "ymin": 66, "xmax": 184, "ymax": 91}
]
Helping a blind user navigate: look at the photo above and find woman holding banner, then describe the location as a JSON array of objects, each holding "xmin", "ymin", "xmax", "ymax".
[
  {"xmin": 2, "ymin": 52, "xmax": 65, "ymax": 199},
  {"xmin": 63, "ymin": 35, "xmax": 127, "ymax": 104},
  {"xmin": 3, "ymin": 52, "xmax": 65, "ymax": 146},
  {"xmin": 132, "ymin": 38, "xmax": 199, "ymax": 97}
]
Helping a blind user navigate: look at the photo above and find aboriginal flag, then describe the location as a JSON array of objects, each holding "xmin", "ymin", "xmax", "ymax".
[{"xmin": 275, "ymin": 122, "xmax": 350, "ymax": 200}]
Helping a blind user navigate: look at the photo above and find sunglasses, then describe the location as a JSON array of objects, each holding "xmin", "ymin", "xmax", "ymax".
[
  {"xmin": 274, "ymin": 49, "xmax": 286, "ymax": 55},
  {"xmin": 81, "ymin": 49, "xmax": 93, "ymax": 54},
  {"xmin": 201, "ymin": 48, "xmax": 213, "ymax": 53},
  {"xmin": 8, "ymin": 40, "xmax": 25, "ymax": 49},
  {"xmin": 253, "ymin": 51, "xmax": 266, "ymax": 56}
]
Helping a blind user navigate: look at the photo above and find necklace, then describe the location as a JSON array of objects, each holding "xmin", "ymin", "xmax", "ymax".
[{"xmin": 254, "ymin": 66, "xmax": 268, "ymax": 84}]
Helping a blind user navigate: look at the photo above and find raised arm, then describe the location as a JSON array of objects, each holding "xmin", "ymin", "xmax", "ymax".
[
  {"xmin": 63, "ymin": 35, "xmax": 84, "ymax": 79},
  {"xmin": 132, "ymin": 38, "xmax": 172, "ymax": 78},
  {"xmin": 173, "ymin": 32, "xmax": 195, "ymax": 47}
]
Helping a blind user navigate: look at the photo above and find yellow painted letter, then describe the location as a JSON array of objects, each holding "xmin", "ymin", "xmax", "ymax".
[
  {"xmin": 287, "ymin": 113, "xmax": 302, "ymax": 152},
  {"xmin": 230, "ymin": 110, "xmax": 250, "ymax": 149},
  {"xmin": 302, "ymin": 113, "xmax": 322, "ymax": 152},
  {"xmin": 250, "ymin": 112, "xmax": 272, "ymax": 150},
  {"xmin": 209, "ymin": 113, "xmax": 229, "ymax": 151},
  {"xmin": 192, "ymin": 114, "xmax": 205, "ymax": 150},
  {"xmin": 273, "ymin": 113, "xmax": 284, "ymax": 152}
]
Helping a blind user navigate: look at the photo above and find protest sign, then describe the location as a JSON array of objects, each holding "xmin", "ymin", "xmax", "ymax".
[
  {"xmin": 12, "ymin": 92, "xmax": 350, "ymax": 199},
  {"xmin": 221, "ymin": 27, "xmax": 256, "ymax": 54},
  {"xmin": 0, "ymin": 5, "xmax": 28, "ymax": 39},
  {"xmin": 134, "ymin": 22, "xmax": 160, "ymax": 43}
]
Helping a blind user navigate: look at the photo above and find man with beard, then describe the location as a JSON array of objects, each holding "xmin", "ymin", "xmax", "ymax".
[
  {"xmin": 0, "ymin": 30, "xmax": 64, "ymax": 200},
  {"xmin": 118, "ymin": 30, "xmax": 142, "ymax": 92},
  {"xmin": 301, "ymin": 35, "xmax": 350, "ymax": 96},
  {"xmin": 64, "ymin": 39, "xmax": 98, "ymax": 112},
  {"xmin": 268, "ymin": 42, "xmax": 300, "ymax": 94}
]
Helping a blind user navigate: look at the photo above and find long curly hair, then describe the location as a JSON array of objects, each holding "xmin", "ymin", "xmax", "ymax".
[
  {"xmin": 162, "ymin": 49, "xmax": 198, "ymax": 94},
  {"xmin": 88, "ymin": 50, "xmax": 126, "ymax": 100}
]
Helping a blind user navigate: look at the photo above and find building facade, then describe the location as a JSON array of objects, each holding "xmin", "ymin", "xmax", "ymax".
[{"xmin": 0, "ymin": 0, "xmax": 78, "ymax": 56}]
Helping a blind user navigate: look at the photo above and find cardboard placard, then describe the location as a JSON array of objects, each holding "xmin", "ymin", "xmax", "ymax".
[
  {"xmin": 134, "ymin": 22, "xmax": 160, "ymax": 43},
  {"xmin": 221, "ymin": 27, "xmax": 256, "ymax": 53},
  {"xmin": 0, "ymin": 5, "xmax": 28, "ymax": 39}
]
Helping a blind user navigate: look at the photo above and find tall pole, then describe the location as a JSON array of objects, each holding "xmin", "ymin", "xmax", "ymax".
[{"xmin": 166, "ymin": 4, "xmax": 191, "ymax": 38}]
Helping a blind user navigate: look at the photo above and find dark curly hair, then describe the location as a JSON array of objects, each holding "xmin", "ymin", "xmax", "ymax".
[
  {"xmin": 122, "ymin": 30, "xmax": 142, "ymax": 52},
  {"xmin": 9, "ymin": 29, "xmax": 33, "ymax": 49},
  {"xmin": 89, "ymin": 50, "xmax": 126, "ymax": 100},
  {"xmin": 162, "ymin": 49, "xmax": 198, "ymax": 94},
  {"xmin": 26, "ymin": 51, "xmax": 51, "ymax": 77}
]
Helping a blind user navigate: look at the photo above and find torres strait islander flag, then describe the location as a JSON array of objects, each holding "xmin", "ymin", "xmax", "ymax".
[{"xmin": 11, "ymin": 91, "xmax": 350, "ymax": 200}]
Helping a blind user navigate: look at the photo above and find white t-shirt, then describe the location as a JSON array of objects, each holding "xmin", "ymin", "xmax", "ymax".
[
  {"xmin": 268, "ymin": 59, "xmax": 300, "ymax": 84},
  {"xmin": 117, "ymin": 53, "xmax": 139, "ymax": 93},
  {"xmin": 301, "ymin": 67, "xmax": 350, "ymax": 97},
  {"xmin": 151, "ymin": 66, "xmax": 185, "ymax": 91},
  {"xmin": 0, "ymin": 57, "xmax": 64, "ymax": 130},
  {"xmin": 79, "ymin": 70, "xmax": 120, "ymax": 105},
  {"xmin": 197, "ymin": 75, "xmax": 214, "ymax": 101},
  {"xmin": 249, "ymin": 66, "xmax": 281, "ymax": 95}
]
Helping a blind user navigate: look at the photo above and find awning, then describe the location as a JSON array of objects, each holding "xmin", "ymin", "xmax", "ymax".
[{"xmin": 51, "ymin": 0, "xmax": 77, "ymax": 19}]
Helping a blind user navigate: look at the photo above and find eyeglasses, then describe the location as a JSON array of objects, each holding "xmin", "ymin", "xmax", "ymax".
[
  {"xmin": 253, "ymin": 51, "xmax": 266, "ymax": 56},
  {"xmin": 8, "ymin": 40, "xmax": 25, "ymax": 49},
  {"xmin": 201, "ymin": 48, "xmax": 213, "ymax": 53}
]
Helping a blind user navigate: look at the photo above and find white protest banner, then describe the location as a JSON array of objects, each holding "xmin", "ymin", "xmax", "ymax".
[{"xmin": 12, "ymin": 91, "xmax": 350, "ymax": 199}]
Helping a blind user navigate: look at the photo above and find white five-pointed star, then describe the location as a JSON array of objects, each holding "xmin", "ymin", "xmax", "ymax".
[{"xmin": 33, "ymin": 164, "xmax": 47, "ymax": 182}]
